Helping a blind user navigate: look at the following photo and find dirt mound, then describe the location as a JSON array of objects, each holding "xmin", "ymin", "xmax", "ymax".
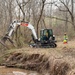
[{"xmin": 4, "ymin": 52, "xmax": 71, "ymax": 75}]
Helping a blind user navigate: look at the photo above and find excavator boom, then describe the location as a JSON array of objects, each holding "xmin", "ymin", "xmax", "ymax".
[{"xmin": 0, "ymin": 20, "xmax": 38, "ymax": 49}]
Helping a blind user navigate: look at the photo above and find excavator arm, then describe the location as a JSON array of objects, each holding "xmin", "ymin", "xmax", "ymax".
[{"xmin": 0, "ymin": 20, "xmax": 38, "ymax": 49}]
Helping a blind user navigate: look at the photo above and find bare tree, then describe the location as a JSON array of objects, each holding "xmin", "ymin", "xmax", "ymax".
[
  {"xmin": 64, "ymin": 0, "xmax": 69, "ymax": 32},
  {"xmin": 59, "ymin": 0, "xmax": 75, "ymax": 31},
  {"xmin": 16, "ymin": 0, "xmax": 30, "ymax": 21},
  {"xmin": 36, "ymin": 0, "xmax": 46, "ymax": 37}
]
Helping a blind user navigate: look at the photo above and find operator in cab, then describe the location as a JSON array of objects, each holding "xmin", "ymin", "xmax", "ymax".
[{"xmin": 43, "ymin": 31, "xmax": 49, "ymax": 42}]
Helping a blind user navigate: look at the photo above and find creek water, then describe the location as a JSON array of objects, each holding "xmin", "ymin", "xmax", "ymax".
[{"xmin": 0, "ymin": 66, "xmax": 41, "ymax": 75}]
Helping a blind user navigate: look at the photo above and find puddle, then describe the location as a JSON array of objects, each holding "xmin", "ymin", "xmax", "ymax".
[{"xmin": 0, "ymin": 66, "xmax": 41, "ymax": 75}]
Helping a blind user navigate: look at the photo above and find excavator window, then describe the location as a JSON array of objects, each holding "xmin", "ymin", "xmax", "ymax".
[{"xmin": 40, "ymin": 29, "xmax": 53, "ymax": 43}]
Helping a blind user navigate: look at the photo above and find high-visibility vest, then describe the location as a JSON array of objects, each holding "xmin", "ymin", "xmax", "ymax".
[{"xmin": 64, "ymin": 35, "xmax": 68, "ymax": 40}]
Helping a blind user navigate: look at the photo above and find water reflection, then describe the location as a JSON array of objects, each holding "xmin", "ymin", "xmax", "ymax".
[{"xmin": 0, "ymin": 66, "xmax": 40, "ymax": 75}]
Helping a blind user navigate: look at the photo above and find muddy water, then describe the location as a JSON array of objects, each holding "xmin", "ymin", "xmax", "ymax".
[{"xmin": 0, "ymin": 66, "xmax": 41, "ymax": 75}]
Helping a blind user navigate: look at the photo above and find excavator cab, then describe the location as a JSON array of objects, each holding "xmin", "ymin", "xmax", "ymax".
[
  {"xmin": 40, "ymin": 29, "xmax": 56, "ymax": 48},
  {"xmin": 40, "ymin": 29, "xmax": 55, "ymax": 42}
]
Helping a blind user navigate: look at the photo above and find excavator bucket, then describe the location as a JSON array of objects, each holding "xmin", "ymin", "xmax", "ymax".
[{"xmin": 0, "ymin": 36, "xmax": 16, "ymax": 49}]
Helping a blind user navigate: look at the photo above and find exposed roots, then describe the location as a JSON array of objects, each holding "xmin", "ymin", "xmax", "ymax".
[{"xmin": 4, "ymin": 52, "xmax": 71, "ymax": 75}]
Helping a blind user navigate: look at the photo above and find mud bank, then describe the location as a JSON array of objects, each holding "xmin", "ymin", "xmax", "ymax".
[{"xmin": 0, "ymin": 47, "xmax": 75, "ymax": 75}]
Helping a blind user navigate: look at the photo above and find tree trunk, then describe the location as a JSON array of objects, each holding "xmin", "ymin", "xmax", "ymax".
[{"xmin": 36, "ymin": 0, "xmax": 46, "ymax": 38}]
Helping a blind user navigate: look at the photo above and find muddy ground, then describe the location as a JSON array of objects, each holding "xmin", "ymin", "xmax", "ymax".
[{"xmin": 0, "ymin": 41, "xmax": 75, "ymax": 75}]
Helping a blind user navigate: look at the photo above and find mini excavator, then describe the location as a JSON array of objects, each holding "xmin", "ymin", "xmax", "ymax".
[{"xmin": 0, "ymin": 20, "xmax": 57, "ymax": 49}]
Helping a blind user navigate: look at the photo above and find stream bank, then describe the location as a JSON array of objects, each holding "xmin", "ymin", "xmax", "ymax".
[{"xmin": 0, "ymin": 47, "xmax": 75, "ymax": 75}]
